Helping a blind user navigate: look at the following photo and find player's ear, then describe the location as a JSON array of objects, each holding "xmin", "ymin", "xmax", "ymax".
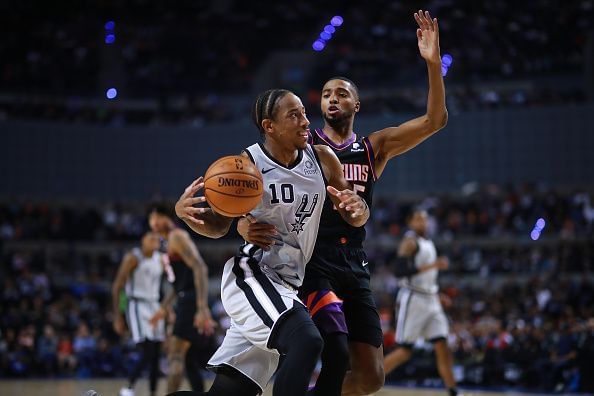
[
  {"xmin": 261, "ymin": 118, "xmax": 274, "ymax": 134},
  {"xmin": 354, "ymin": 100, "xmax": 361, "ymax": 114}
]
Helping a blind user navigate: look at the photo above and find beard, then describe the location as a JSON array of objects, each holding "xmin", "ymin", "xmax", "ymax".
[{"xmin": 323, "ymin": 108, "xmax": 354, "ymax": 129}]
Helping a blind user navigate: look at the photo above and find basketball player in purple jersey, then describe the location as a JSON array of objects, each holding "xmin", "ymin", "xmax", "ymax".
[{"xmin": 238, "ymin": 10, "xmax": 448, "ymax": 395}]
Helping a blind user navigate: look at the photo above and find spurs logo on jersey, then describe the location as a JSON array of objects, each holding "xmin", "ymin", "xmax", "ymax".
[{"xmin": 290, "ymin": 193, "xmax": 319, "ymax": 234}]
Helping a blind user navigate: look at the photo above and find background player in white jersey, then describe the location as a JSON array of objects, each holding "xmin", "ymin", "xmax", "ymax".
[
  {"xmin": 112, "ymin": 231, "xmax": 166, "ymax": 396},
  {"xmin": 147, "ymin": 203, "xmax": 216, "ymax": 393},
  {"xmin": 170, "ymin": 88, "xmax": 370, "ymax": 396},
  {"xmin": 384, "ymin": 210, "xmax": 459, "ymax": 396}
]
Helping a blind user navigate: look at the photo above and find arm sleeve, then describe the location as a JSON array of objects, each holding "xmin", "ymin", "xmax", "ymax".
[{"xmin": 393, "ymin": 256, "xmax": 419, "ymax": 277}]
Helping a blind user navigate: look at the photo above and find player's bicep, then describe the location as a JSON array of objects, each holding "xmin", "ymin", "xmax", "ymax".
[{"xmin": 114, "ymin": 253, "xmax": 137, "ymax": 288}]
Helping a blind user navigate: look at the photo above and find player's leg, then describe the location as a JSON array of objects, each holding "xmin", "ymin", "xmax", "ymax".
[
  {"xmin": 167, "ymin": 335, "xmax": 192, "ymax": 393},
  {"xmin": 433, "ymin": 338, "xmax": 458, "ymax": 395},
  {"xmin": 269, "ymin": 303, "xmax": 324, "ymax": 396},
  {"xmin": 147, "ymin": 340, "xmax": 161, "ymax": 396},
  {"xmin": 302, "ymin": 290, "xmax": 350, "ymax": 396},
  {"xmin": 427, "ymin": 299, "xmax": 458, "ymax": 396},
  {"xmin": 340, "ymin": 260, "xmax": 385, "ymax": 396},
  {"xmin": 384, "ymin": 345, "xmax": 413, "ymax": 373},
  {"xmin": 123, "ymin": 340, "xmax": 150, "ymax": 394},
  {"xmin": 185, "ymin": 344, "xmax": 206, "ymax": 392},
  {"xmin": 167, "ymin": 365, "xmax": 261, "ymax": 396}
]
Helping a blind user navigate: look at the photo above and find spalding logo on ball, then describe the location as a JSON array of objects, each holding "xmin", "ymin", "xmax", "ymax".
[{"xmin": 203, "ymin": 155, "xmax": 264, "ymax": 217}]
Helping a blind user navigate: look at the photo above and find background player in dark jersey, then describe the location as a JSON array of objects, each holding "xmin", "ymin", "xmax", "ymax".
[
  {"xmin": 238, "ymin": 9, "xmax": 447, "ymax": 396},
  {"xmin": 147, "ymin": 204, "xmax": 216, "ymax": 393}
]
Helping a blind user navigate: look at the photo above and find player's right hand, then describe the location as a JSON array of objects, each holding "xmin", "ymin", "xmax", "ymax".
[
  {"xmin": 435, "ymin": 256, "xmax": 449, "ymax": 270},
  {"xmin": 149, "ymin": 307, "xmax": 166, "ymax": 327},
  {"xmin": 113, "ymin": 315, "xmax": 126, "ymax": 336},
  {"xmin": 237, "ymin": 214, "xmax": 278, "ymax": 251},
  {"xmin": 175, "ymin": 177, "xmax": 208, "ymax": 226}
]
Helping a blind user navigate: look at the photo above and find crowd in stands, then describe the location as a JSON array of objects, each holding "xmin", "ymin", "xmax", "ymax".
[
  {"xmin": 0, "ymin": 0, "xmax": 591, "ymax": 125},
  {"xmin": 1, "ymin": 185, "xmax": 593, "ymax": 391}
]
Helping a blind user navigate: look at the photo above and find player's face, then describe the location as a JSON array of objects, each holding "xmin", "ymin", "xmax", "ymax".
[
  {"xmin": 410, "ymin": 211, "xmax": 428, "ymax": 235},
  {"xmin": 270, "ymin": 93, "xmax": 310, "ymax": 150},
  {"xmin": 149, "ymin": 212, "xmax": 169, "ymax": 233},
  {"xmin": 321, "ymin": 80, "xmax": 360, "ymax": 123},
  {"xmin": 142, "ymin": 232, "xmax": 160, "ymax": 252}
]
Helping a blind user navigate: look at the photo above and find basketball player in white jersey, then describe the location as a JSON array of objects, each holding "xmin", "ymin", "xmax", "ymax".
[
  {"xmin": 112, "ymin": 231, "xmax": 166, "ymax": 396},
  {"xmin": 384, "ymin": 210, "xmax": 459, "ymax": 396},
  {"xmin": 169, "ymin": 89, "xmax": 370, "ymax": 396}
]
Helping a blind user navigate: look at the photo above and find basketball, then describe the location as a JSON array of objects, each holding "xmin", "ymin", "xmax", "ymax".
[{"xmin": 203, "ymin": 155, "xmax": 264, "ymax": 217}]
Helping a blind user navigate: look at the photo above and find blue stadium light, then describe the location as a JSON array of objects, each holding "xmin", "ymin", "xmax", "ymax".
[
  {"xmin": 312, "ymin": 40, "xmax": 325, "ymax": 51},
  {"xmin": 442, "ymin": 54, "xmax": 453, "ymax": 66},
  {"xmin": 106, "ymin": 88, "xmax": 118, "ymax": 99},
  {"xmin": 330, "ymin": 16, "xmax": 344, "ymax": 27},
  {"xmin": 535, "ymin": 218, "xmax": 546, "ymax": 230},
  {"xmin": 324, "ymin": 25, "xmax": 336, "ymax": 34},
  {"xmin": 105, "ymin": 21, "xmax": 115, "ymax": 30},
  {"xmin": 105, "ymin": 34, "xmax": 116, "ymax": 44},
  {"xmin": 320, "ymin": 31, "xmax": 332, "ymax": 41},
  {"xmin": 530, "ymin": 230, "xmax": 541, "ymax": 241}
]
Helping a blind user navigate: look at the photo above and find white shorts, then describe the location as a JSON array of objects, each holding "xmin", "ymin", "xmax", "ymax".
[
  {"xmin": 207, "ymin": 255, "xmax": 302, "ymax": 392},
  {"xmin": 395, "ymin": 288, "xmax": 449, "ymax": 345},
  {"xmin": 126, "ymin": 298, "xmax": 165, "ymax": 343}
]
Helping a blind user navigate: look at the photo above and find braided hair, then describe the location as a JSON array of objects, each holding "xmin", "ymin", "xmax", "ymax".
[{"xmin": 251, "ymin": 89, "xmax": 292, "ymax": 137}]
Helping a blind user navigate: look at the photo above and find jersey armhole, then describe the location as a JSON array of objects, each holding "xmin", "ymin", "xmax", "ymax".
[
  {"xmin": 310, "ymin": 144, "xmax": 329, "ymax": 187},
  {"xmin": 242, "ymin": 148, "xmax": 256, "ymax": 165},
  {"xmin": 362, "ymin": 136, "xmax": 378, "ymax": 181}
]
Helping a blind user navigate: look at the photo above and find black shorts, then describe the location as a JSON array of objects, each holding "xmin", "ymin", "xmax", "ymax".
[
  {"xmin": 299, "ymin": 245, "xmax": 383, "ymax": 348},
  {"xmin": 173, "ymin": 290, "xmax": 201, "ymax": 344}
]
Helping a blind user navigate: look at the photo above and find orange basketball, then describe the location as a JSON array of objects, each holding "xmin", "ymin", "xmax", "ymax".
[{"xmin": 203, "ymin": 155, "xmax": 264, "ymax": 217}]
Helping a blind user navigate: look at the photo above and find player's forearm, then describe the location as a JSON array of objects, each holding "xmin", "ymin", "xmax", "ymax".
[
  {"xmin": 183, "ymin": 209, "xmax": 233, "ymax": 239},
  {"xmin": 161, "ymin": 288, "xmax": 176, "ymax": 310},
  {"xmin": 192, "ymin": 261, "xmax": 210, "ymax": 310},
  {"xmin": 111, "ymin": 285, "xmax": 122, "ymax": 316},
  {"xmin": 425, "ymin": 60, "xmax": 448, "ymax": 130}
]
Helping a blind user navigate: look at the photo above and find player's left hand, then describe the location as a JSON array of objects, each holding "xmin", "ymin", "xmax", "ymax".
[
  {"xmin": 149, "ymin": 307, "xmax": 166, "ymax": 327},
  {"xmin": 414, "ymin": 10, "xmax": 441, "ymax": 64},
  {"xmin": 194, "ymin": 308, "xmax": 216, "ymax": 336},
  {"xmin": 327, "ymin": 186, "xmax": 367, "ymax": 218}
]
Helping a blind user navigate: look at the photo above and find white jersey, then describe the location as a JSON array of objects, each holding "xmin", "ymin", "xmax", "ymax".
[
  {"xmin": 243, "ymin": 143, "xmax": 326, "ymax": 288},
  {"xmin": 125, "ymin": 248, "xmax": 163, "ymax": 301},
  {"xmin": 400, "ymin": 231, "xmax": 439, "ymax": 294}
]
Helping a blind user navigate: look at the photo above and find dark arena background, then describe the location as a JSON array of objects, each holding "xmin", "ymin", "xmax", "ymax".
[{"xmin": 1, "ymin": 1, "xmax": 594, "ymax": 395}]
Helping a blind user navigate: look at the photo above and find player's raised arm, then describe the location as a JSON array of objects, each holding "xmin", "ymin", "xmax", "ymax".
[
  {"xmin": 367, "ymin": 9, "xmax": 448, "ymax": 177},
  {"xmin": 315, "ymin": 144, "xmax": 369, "ymax": 227},
  {"xmin": 111, "ymin": 252, "xmax": 138, "ymax": 335},
  {"xmin": 168, "ymin": 228, "xmax": 215, "ymax": 335},
  {"xmin": 174, "ymin": 177, "xmax": 234, "ymax": 238}
]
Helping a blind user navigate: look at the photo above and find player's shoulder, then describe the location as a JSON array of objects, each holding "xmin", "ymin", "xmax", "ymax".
[
  {"xmin": 169, "ymin": 228, "xmax": 190, "ymax": 242},
  {"xmin": 403, "ymin": 230, "xmax": 418, "ymax": 239}
]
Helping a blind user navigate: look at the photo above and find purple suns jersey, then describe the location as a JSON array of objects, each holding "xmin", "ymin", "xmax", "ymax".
[{"xmin": 309, "ymin": 128, "xmax": 377, "ymax": 247}]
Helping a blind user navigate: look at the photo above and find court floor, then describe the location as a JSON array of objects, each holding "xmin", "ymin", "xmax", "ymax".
[{"xmin": 0, "ymin": 379, "xmax": 565, "ymax": 396}]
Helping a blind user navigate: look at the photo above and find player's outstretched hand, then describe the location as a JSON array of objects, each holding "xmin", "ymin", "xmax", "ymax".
[
  {"xmin": 327, "ymin": 186, "xmax": 367, "ymax": 218},
  {"xmin": 414, "ymin": 9, "xmax": 440, "ymax": 64},
  {"xmin": 194, "ymin": 308, "xmax": 216, "ymax": 336},
  {"xmin": 175, "ymin": 177, "xmax": 208, "ymax": 226},
  {"xmin": 149, "ymin": 307, "xmax": 166, "ymax": 327}
]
